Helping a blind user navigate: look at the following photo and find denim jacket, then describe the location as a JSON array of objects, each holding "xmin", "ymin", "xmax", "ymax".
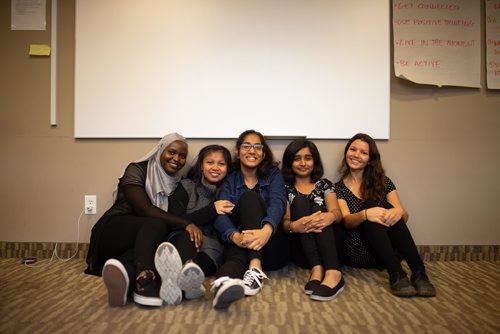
[{"xmin": 214, "ymin": 167, "xmax": 286, "ymax": 243}]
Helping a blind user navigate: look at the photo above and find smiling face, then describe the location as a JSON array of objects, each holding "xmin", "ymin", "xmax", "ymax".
[
  {"xmin": 345, "ymin": 139, "xmax": 370, "ymax": 171},
  {"xmin": 292, "ymin": 146, "xmax": 314, "ymax": 179},
  {"xmin": 202, "ymin": 150, "xmax": 228, "ymax": 185},
  {"xmin": 160, "ymin": 140, "xmax": 188, "ymax": 175},
  {"xmin": 237, "ymin": 133, "xmax": 265, "ymax": 169}
]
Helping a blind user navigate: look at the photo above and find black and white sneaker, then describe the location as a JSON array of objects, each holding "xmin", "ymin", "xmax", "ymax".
[
  {"xmin": 242, "ymin": 267, "xmax": 268, "ymax": 296},
  {"xmin": 178, "ymin": 261, "xmax": 206, "ymax": 300},
  {"xmin": 102, "ymin": 259, "xmax": 129, "ymax": 307},
  {"xmin": 211, "ymin": 276, "xmax": 245, "ymax": 310},
  {"xmin": 154, "ymin": 242, "xmax": 183, "ymax": 305},
  {"xmin": 133, "ymin": 269, "xmax": 163, "ymax": 307}
]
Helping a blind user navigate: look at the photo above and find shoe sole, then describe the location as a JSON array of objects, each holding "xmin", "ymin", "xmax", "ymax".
[
  {"xmin": 155, "ymin": 242, "xmax": 183, "ymax": 305},
  {"xmin": 132, "ymin": 291, "xmax": 163, "ymax": 307},
  {"xmin": 214, "ymin": 283, "xmax": 245, "ymax": 310},
  {"xmin": 416, "ymin": 289, "xmax": 436, "ymax": 297},
  {"xmin": 102, "ymin": 259, "xmax": 129, "ymax": 307},
  {"xmin": 179, "ymin": 262, "xmax": 205, "ymax": 300},
  {"xmin": 244, "ymin": 286, "xmax": 262, "ymax": 296},
  {"xmin": 390, "ymin": 288, "xmax": 417, "ymax": 297},
  {"xmin": 310, "ymin": 286, "xmax": 345, "ymax": 302}
]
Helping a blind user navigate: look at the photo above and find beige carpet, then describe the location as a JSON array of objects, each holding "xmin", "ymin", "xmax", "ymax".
[{"xmin": 0, "ymin": 258, "xmax": 499, "ymax": 333}]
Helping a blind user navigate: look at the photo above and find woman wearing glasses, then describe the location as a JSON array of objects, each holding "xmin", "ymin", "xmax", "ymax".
[{"xmin": 210, "ymin": 130, "xmax": 289, "ymax": 310}]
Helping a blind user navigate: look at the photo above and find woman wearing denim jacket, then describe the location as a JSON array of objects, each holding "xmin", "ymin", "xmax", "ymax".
[{"xmin": 209, "ymin": 129, "xmax": 289, "ymax": 310}]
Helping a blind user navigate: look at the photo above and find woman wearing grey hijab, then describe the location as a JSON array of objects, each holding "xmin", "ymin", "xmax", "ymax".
[{"xmin": 85, "ymin": 133, "xmax": 192, "ymax": 308}]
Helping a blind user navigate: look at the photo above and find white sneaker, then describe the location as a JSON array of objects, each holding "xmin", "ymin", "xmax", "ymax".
[
  {"xmin": 211, "ymin": 276, "xmax": 245, "ymax": 310},
  {"xmin": 102, "ymin": 259, "xmax": 129, "ymax": 307},
  {"xmin": 178, "ymin": 261, "xmax": 205, "ymax": 300},
  {"xmin": 154, "ymin": 242, "xmax": 182, "ymax": 305},
  {"xmin": 242, "ymin": 267, "xmax": 268, "ymax": 296}
]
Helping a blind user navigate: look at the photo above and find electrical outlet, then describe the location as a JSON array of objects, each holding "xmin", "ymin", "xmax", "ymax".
[{"xmin": 84, "ymin": 195, "xmax": 97, "ymax": 215}]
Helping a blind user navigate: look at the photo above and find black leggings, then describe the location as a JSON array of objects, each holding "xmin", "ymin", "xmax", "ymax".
[
  {"xmin": 97, "ymin": 215, "xmax": 169, "ymax": 282},
  {"xmin": 216, "ymin": 191, "xmax": 290, "ymax": 279},
  {"xmin": 169, "ymin": 231, "xmax": 217, "ymax": 276},
  {"xmin": 290, "ymin": 195, "xmax": 341, "ymax": 271},
  {"xmin": 359, "ymin": 200, "xmax": 425, "ymax": 276}
]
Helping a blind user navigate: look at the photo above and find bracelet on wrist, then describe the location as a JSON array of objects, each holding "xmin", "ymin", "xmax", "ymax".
[
  {"xmin": 364, "ymin": 209, "xmax": 367, "ymax": 221},
  {"xmin": 288, "ymin": 221, "xmax": 295, "ymax": 234}
]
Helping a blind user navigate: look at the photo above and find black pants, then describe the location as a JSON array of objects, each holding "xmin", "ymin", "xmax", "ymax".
[
  {"xmin": 169, "ymin": 231, "xmax": 217, "ymax": 276},
  {"xmin": 97, "ymin": 215, "xmax": 169, "ymax": 283},
  {"xmin": 359, "ymin": 200, "xmax": 425, "ymax": 276},
  {"xmin": 216, "ymin": 191, "xmax": 290, "ymax": 279},
  {"xmin": 289, "ymin": 195, "xmax": 342, "ymax": 271}
]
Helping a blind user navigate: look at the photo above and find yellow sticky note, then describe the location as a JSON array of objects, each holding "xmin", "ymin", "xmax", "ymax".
[{"xmin": 29, "ymin": 44, "xmax": 51, "ymax": 56}]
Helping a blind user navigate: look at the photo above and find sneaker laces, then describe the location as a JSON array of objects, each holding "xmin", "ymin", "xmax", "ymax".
[{"xmin": 242, "ymin": 267, "xmax": 268, "ymax": 289}]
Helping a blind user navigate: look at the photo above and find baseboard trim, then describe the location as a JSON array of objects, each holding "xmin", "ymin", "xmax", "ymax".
[
  {"xmin": 0, "ymin": 242, "xmax": 498, "ymax": 261},
  {"xmin": 0, "ymin": 242, "xmax": 89, "ymax": 260},
  {"xmin": 418, "ymin": 245, "xmax": 499, "ymax": 261}
]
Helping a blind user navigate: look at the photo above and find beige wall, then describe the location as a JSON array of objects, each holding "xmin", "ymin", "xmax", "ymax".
[{"xmin": 1, "ymin": 1, "xmax": 499, "ymax": 245}]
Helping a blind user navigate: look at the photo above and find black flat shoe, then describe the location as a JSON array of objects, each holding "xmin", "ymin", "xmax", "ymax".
[
  {"xmin": 304, "ymin": 280, "xmax": 321, "ymax": 295},
  {"xmin": 310, "ymin": 277, "xmax": 345, "ymax": 301}
]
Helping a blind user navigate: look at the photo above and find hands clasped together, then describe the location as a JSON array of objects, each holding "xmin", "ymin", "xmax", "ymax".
[
  {"xmin": 231, "ymin": 224, "xmax": 273, "ymax": 252},
  {"xmin": 365, "ymin": 207, "xmax": 405, "ymax": 227},
  {"xmin": 293, "ymin": 211, "xmax": 336, "ymax": 233}
]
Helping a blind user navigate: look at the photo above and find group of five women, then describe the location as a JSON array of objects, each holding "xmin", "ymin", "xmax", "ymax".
[{"xmin": 85, "ymin": 130, "xmax": 436, "ymax": 310}]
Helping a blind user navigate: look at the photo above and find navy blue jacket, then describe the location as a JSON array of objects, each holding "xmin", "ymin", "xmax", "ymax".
[{"xmin": 214, "ymin": 167, "xmax": 286, "ymax": 242}]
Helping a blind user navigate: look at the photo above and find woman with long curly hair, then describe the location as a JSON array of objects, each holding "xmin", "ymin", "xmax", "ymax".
[{"xmin": 335, "ymin": 133, "xmax": 436, "ymax": 297}]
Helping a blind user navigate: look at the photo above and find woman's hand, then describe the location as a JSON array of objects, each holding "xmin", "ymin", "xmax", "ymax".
[
  {"xmin": 385, "ymin": 207, "xmax": 404, "ymax": 226},
  {"xmin": 241, "ymin": 224, "xmax": 273, "ymax": 251},
  {"xmin": 214, "ymin": 200, "xmax": 235, "ymax": 215},
  {"xmin": 301, "ymin": 211, "xmax": 328, "ymax": 233},
  {"xmin": 230, "ymin": 231, "xmax": 245, "ymax": 248},
  {"xmin": 185, "ymin": 224, "xmax": 203, "ymax": 251},
  {"xmin": 365, "ymin": 207, "xmax": 389, "ymax": 226}
]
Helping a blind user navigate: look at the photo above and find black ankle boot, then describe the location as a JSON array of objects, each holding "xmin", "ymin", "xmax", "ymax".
[
  {"xmin": 389, "ymin": 271, "xmax": 416, "ymax": 297},
  {"xmin": 411, "ymin": 271, "xmax": 436, "ymax": 297}
]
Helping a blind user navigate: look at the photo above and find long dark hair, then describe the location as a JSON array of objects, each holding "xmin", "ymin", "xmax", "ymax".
[
  {"xmin": 340, "ymin": 133, "xmax": 386, "ymax": 201},
  {"xmin": 281, "ymin": 139, "xmax": 324, "ymax": 185},
  {"xmin": 233, "ymin": 129, "xmax": 278, "ymax": 176}
]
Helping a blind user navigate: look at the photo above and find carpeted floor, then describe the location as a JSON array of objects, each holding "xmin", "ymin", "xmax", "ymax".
[{"xmin": 0, "ymin": 258, "xmax": 499, "ymax": 333}]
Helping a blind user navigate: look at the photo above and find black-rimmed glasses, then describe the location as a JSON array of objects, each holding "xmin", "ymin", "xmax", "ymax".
[{"xmin": 240, "ymin": 143, "xmax": 264, "ymax": 151}]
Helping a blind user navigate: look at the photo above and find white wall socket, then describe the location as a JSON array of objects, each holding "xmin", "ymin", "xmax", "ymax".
[{"xmin": 84, "ymin": 195, "xmax": 97, "ymax": 215}]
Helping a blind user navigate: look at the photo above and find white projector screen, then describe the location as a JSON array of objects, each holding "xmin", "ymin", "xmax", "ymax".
[{"xmin": 75, "ymin": 0, "xmax": 390, "ymax": 139}]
